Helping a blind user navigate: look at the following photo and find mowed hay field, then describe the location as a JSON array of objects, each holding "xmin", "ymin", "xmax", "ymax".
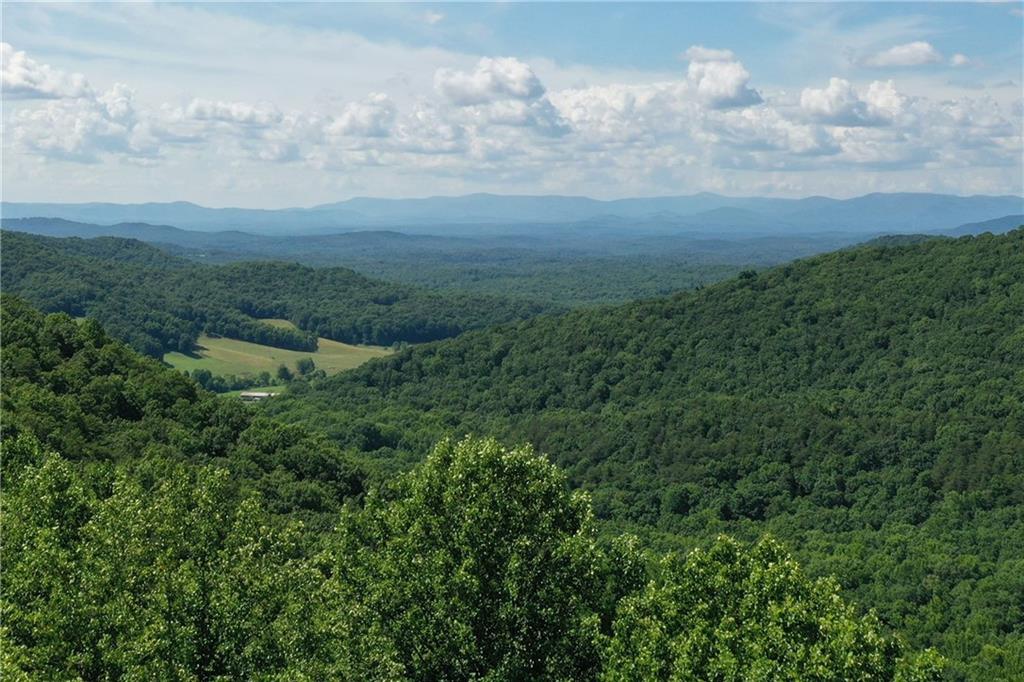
[{"xmin": 164, "ymin": 319, "xmax": 392, "ymax": 377}]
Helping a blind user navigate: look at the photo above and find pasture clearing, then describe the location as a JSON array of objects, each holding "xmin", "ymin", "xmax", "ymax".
[{"xmin": 164, "ymin": 333, "xmax": 391, "ymax": 377}]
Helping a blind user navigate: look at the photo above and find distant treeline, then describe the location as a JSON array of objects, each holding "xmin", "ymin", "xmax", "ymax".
[{"xmin": 1, "ymin": 231, "xmax": 553, "ymax": 357}]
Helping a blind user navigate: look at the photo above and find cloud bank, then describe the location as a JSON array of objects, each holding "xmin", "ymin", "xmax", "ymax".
[{"xmin": 3, "ymin": 35, "xmax": 1020, "ymax": 201}]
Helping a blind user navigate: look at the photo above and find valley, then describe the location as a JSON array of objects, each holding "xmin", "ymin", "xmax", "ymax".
[
  {"xmin": 4, "ymin": 214, "xmax": 1022, "ymax": 680},
  {"xmin": 4, "ymin": 5, "xmax": 1023, "ymax": 677}
]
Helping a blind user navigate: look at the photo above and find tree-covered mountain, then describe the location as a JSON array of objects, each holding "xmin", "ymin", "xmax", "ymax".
[
  {"xmin": 9, "ymin": 214, "xmax": 1016, "ymax": 310},
  {"xmin": 1, "ymin": 230, "xmax": 553, "ymax": 357},
  {"xmin": 264, "ymin": 230, "xmax": 1024, "ymax": 678},
  {"xmin": 0, "ymin": 296, "xmax": 941, "ymax": 680},
  {"xmin": 944, "ymin": 214, "xmax": 1024, "ymax": 236},
  {"xmin": 0, "ymin": 216, "xmax": 926, "ymax": 310}
]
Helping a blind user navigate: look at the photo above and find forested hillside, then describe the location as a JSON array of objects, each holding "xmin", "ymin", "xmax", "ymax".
[
  {"xmin": 265, "ymin": 230, "xmax": 1024, "ymax": 678},
  {"xmin": 0, "ymin": 295, "xmax": 366, "ymax": 521},
  {"xmin": 0, "ymin": 217, "xmax": 830, "ymax": 308},
  {"xmin": 0, "ymin": 296, "xmax": 941, "ymax": 679},
  {"xmin": 0, "ymin": 231, "xmax": 552, "ymax": 357}
]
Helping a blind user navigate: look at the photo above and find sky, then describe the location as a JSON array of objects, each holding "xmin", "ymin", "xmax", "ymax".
[{"xmin": 2, "ymin": 2, "xmax": 1022, "ymax": 207}]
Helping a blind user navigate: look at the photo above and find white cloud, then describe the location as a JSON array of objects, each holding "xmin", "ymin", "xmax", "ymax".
[
  {"xmin": 328, "ymin": 93, "xmax": 396, "ymax": 137},
  {"xmin": 684, "ymin": 45, "xmax": 762, "ymax": 109},
  {"xmin": 435, "ymin": 57, "xmax": 545, "ymax": 106},
  {"xmin": 683, "ymin": 46, "xmax": 737, "ymax": 63},
  {"xmin": 3, "ymin": 26, "xmax": 1020, "ymax": 201},
  {"xmin": 549, "ymin": 81, "xmax": 692, "ymax": 144},
  {"xmin": 185, "ymin": 99, "xmax": 282, "ymax": 127},
  {"xmin": 14, "ymin": 86, "xmax": 151, "ymax": 162},
  {"xmin": 949, "ymin": 53, "xmax": 971, "ymax": 68},
  {"xmin": 478, "ymin": 98, "xmax": 570, "ymax": 136},
  {"xmin": 709, "ymin": 107, "xmax": 840, "ymax": 157},
  {"xmin": 1, "ymin": 42, "xmax": 93, "ymax": 99},
  {"xmin": 800, "ymin": 78, "xmax": 900, "ymax": 127},
  {"xmin": 829, "ymin": 126, "xmax": 933, "ymax": 168},
  {"xmin": 432, "ymin": 56, "xmax": 569, "ymax": 137},
  {"xmin": 392, "ymin": 102, "xmax": 466, "ymax": 154},
  {"xmin": 863, "ymin": 80, "xmax": 908, "ymax": 121},
  {"xmin": 863, "ymin": 41, "xmax": 943, "ymax": 67},
  {"xmin": 98, "ymin": 83, "xmax": 137, "ymax": 124}
]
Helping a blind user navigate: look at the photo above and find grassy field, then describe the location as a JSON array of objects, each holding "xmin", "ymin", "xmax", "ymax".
[{"xmin": 164, "ymin": 332, "xmax": 391, "ymax": 378}]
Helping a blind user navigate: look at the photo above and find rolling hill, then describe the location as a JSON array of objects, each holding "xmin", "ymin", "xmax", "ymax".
[
  {"xmin": 1, "ymin": 294, "xmax": 942, "ymax": 680},
  {"xmin": 942, "ymin": 214, "xmax": 1024, "ymax": 236},
  {"xmin": 0, "ymin": 230, "xmax": 553, "ymax": 358},
  {"xmin": 264, "ymin": 229, "xmax": 1024, "ymax": 678}
]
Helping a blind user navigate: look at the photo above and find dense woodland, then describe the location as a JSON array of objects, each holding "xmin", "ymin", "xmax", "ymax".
[
  {"xmin": 0, "ymin": 295, "xmax": 943, "ymax": 680},
  {"xmin": 3, "ymin": 217, "xmax": 865, "ymax": 307},
  {"xmin": 338, "ymin": 252, "xmax": 744, "ymax": 307},
  {"xmin": 0, "ymin": 231, "xmax": 552, "ymax": 357},
  {"xmin": 2, "ymin": 228, "xmax": 1021, "ymax": 679},
  {"xmin": 262, "ymin": 230, "xmax": 1024, "ymax": 679}
]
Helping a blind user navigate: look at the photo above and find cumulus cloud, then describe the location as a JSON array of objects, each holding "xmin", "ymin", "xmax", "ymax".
[
  {"xmin": 684, "ymin": 45, "xmax": 762, "ymax": 109},
  {"xmin": 432, "ymin": 57, "xmax": 569, "ymax": 137},
  {"xmin": 709, "ymin": 107, "xmax": 840, "ymax": 157},
  {"xmin": 1, "ymin": 43, "xmax": 93, "ymax": 99},
  {"xmin": 435, "ymin": 57, "xmax": 545, "ymax": 106},
  {"xmin": 550, "ymin": 81, "xmax": 692, "ymax": 144},
  {"xmin": 478, "ymin": 98, "xmax": 570, "ymax": 137},
  {"xmin": 327, "ymin": 93, "xmax": 396, "ymax": 137},
  {"xmin": 863, "ymin": 41, "xmax": 943, "ymax": 67},
  {"xmin": 185, "ymin": 98, "xmax": 282, "ymax": 127},
  {"xmin": 683, "ymin": 46, "xmax": 737, "ymax": 63},
  {"xmin": 98, "ymin": 83, "xmax": 138, "ymax": 124},
  {"xmin": 392, "ymin": 102, "xmax": 466, "ymax": 154},
  {"xmin": 800, "ymin": 78, "xmax": 903, "ymax": 127},
  {"xmin": 863, "ymin": 80, "xmax": 908, "ymax": 121},
  {"xmin": 4, "ymin": 35, "xmax": 1019, "ymax": 193},
  {"xmin": 950, "ymin": 53, "xmax": 971, "ymax": 67},
  {"xmin": 14, "ymin": 85, "xmax": 153, "ymax": 162}
]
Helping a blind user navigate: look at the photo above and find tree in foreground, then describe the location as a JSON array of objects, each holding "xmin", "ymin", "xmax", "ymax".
[
  {"xmin": 314, "ymin": 436, "xmax": 941, "ymax": 681},
  {"xmin": 602, "ymin": 535, "xmax": 944, "ymax": 681},
  {"xmin": 1, "ymin": 435, "xmax": 317, "ymax": 680},
  {"xmin": 2, "ymin": 431, "xmax": 942, "ymax": 680},
  {"xmin": 314, "ymin": 436, "xmax": 644, "ymax": 680}
]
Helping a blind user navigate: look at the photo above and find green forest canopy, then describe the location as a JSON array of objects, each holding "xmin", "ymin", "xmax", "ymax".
[
  {"xmin": 0, "ymin": 230, "xmax": 554, "ymax": 358},
  {"xmin": 263, "ymin": 230, "xmax": 1024, "ymax": 679},
  {"xmin": 0, "ymin": 296, "xmax": 941, "ymax": 679}
]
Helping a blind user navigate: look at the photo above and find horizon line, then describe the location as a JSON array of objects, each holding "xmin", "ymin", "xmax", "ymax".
[{"xmin": 3, "ymin": 190, "xmax": 1023, "ymax": 213}]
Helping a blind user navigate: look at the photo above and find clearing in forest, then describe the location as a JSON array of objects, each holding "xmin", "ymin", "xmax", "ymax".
[{"xmin": 164, "ymin": 323, "xmax": 391, "ymax": 377}]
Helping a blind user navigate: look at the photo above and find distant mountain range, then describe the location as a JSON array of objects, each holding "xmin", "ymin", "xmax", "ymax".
[
  {"xmin": 942, "ymin": 213, "xmax": 1024, "ymax": 236},
  {"xmin": 2, "ymin": 192, "xmax": 1021, "ymax": 236}
]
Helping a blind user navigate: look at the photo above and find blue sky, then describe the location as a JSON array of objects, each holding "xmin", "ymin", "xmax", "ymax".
[{"xmin": 2, "ymin": 2, "xmax": 1021, "ymax": 206}]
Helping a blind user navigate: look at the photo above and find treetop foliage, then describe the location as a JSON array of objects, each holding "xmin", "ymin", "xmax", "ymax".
[{"xmin": 2, "ymin": 430, "xmax": 940, "ymax": 681}]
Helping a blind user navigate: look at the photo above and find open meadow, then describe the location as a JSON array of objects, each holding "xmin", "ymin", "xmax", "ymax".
[{"xmin": 164, "ymin": 320, "xmax": 391, "ymax": 377}]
